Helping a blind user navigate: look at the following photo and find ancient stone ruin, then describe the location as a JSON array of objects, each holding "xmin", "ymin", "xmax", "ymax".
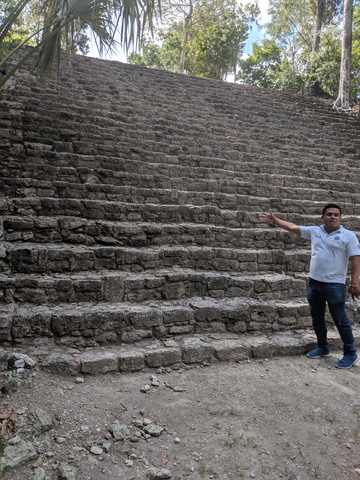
[{"xmin": 1, "ymin": 54, "xmax": 360, "ymax": 371}]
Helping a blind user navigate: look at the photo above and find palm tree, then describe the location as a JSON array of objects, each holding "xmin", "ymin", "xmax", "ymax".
[{"xmin": 0, "ymin": 0, "xmax": 161, "ymax": 88}]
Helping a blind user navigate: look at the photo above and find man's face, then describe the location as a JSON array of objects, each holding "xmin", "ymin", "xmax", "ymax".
[{"xmin": 322, "ymin": 208, "xmax": 341, "ymax": 232}]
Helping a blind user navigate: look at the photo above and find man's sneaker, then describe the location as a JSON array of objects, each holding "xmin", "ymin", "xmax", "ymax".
[
  {"xmin": 335, "ymin": 354, "xmax": 359, "ymax": 369},
  {"xmin": 307, "ymin": 347, "xmax": 331, "ymax": 359}
]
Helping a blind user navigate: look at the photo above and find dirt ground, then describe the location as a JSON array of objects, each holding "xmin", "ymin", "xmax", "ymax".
[{"xmin": 1, "ymin": 351, "xmax": 360, "ymax": 480}]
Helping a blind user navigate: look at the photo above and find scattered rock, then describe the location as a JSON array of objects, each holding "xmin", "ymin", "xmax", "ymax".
[
  {"xmin": 110, "ymin": 422, "xmax": 129, "ymax": 440},
  {"xmin": 0, "ymin": 438, "xmax": 37, "ymax": 468},
  {"xmin": 143, "ymin": 424, "xmax": 164, "ymax": 437},
  {"xmin": 58, "ymin": 462, "xmax": 77, "ymax": 480}
]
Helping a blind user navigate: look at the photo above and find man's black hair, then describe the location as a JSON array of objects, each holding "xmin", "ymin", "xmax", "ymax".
[{"xmin": 322, "ymin": 203, "xmax": 342, "ymax": 216}]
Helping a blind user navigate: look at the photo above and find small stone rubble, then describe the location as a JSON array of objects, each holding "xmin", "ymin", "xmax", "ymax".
[
  {"xmin": 0, "ymin": 354, "xmax": 177, "ymax": 479},
  {"xmin": 1, "ymin": 346, "xmax": 360, "ymax": 479},
  {"xmin": 1, "ymin": 324, "xmax": 360, "ymax": 478}
]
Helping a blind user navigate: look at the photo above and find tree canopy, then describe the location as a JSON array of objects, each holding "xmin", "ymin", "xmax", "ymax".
[
  {"xmin": 0, "ymin": 0, "xmax": 161, "ymax": 87},
  {"xmin": 128, "ymin": 0, "xmax": 259, "ymax": 81},
  {"xmin": 238, "ymin": 0, "xmax": 360, "ymax": 104},
  {"xmin": 2, "ymin": 0, "xmax": 360, "ymax": 106}
]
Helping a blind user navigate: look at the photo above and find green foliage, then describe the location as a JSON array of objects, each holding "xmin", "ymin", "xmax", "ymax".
[
  {"xmin": 128, "ymin": 24, "xmax": 185, "ymax": 71},
  {"xmin": 237, "ymin": 38, "xmax": 283, "ymax": 88},
  {"xmin": 161, "ymin": 24, "xmax": 186, "ymax": 71},
  {"xmin": 128, "ymin": 0, "xmax": 259, "ymax": 80},
  {"xmin": 1, "ymin": 466, "xmax": 12, "ymax": 477},
  {"xmin": 0, "ymin": 0, "xmax": 33, "ymax": 48},
  {"xmin": 238, "ymin": 0, "xmax": 346, "ymax": 96},
  {"xmin": 0, "ymin": 0, "xmax": 161, "ymax": 87},
  {"xmin": 305, "ymin": 25, "xmax": 341, "ymax": 96},
  {"xmin": 352, "ymin": 2, "xmax": 360, "ymax": 97},
  {"xmin": 0, "ymin": 434, "xmax": 12, "ymax": 477},
  {"xmin": 128, "ymin": 41, "xmax": 163, "ymax": 68},
  {"xmin": 188, "ymin": 6, "xmax": 249, "ymax": 80}
]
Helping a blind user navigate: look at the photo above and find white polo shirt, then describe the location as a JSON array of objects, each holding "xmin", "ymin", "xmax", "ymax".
[{"xmin": 300, "ymin": 225, "xmax": 360, "ymax": 284}]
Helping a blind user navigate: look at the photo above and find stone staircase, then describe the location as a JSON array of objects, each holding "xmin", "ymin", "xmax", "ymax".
[{"xmin": 1, "ymin": 54, "xmax": 360, "ymax": 369}]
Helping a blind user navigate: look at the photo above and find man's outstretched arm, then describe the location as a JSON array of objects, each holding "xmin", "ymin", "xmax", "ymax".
[
  {"xmin": 349, "ymin": 255, "xmax": 360, "ymax": 299},
  {"xmin": 259, "ymin": 209, "xmax": 301, "ymax": 236}
]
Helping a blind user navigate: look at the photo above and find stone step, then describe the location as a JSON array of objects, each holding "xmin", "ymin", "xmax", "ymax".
[
  {"xmin": 0, "ymin": 215, "xmax": 312, "ymax": 248},
  {"xmin": 3, "ymin": 53, "xmax": 360, "ymax": 353},
  {"xmin": 2, "ymin": 67, "xmax": 354, "ymax": 135},
  {"xmin": 8, "ymin": 114, "xmax": 350, "ymax": 163},
  {"xmin": 4, "ymin": 146, "xmax": 360, "ymax": 196},
  {"xmin": 4, "ymin": 160, "xmax": 360, "ymax": 201},
  {"xmin": 18, "ymin": 113, "xmax": 354, "ymax": 161},
  {"xmin": 3, "ymin": 196, "xmax": 360, "ymax": 227},
  {"xmin": 0, "ymin": 269, "xmax": 306, "ymax": 305},
  {"xmin": 2, "ymin": 80, "xmax": 341, "ymax": 132},
  {"xmin": 7, "ymin": 98, "xmax": 344, "ymax": 147},
  {"xmin": 0, "ymin": 295, "xmax": 314, "ymax": 347},
  {"xmin": 2, "ymin": 243, "xmax": 292, "ymax": 274},
  {"xmin": 1, "ymin": 91, "xmax": 357, "ymax": 151},
  {"xmin": 17, "ymin": 114, "xmax": 352, "ymax": 162},
  {"xmin": 9, "ymin": 325, "xmax": 360, "ymax": 374},
  {"xmin": 4, "ymin": 58, "xmax": 359, "ymax": 143},
  {"xmin": 2, "ymin": 176, "xmax": 360, "ymax": 207},
  {"xmin": 3, "ymin": 214, "xmax": 359, "ymax": 249}
]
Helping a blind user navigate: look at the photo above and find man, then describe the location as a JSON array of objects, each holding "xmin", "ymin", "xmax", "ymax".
[{"xmin": 259, "ymin": 203, "xmax": 360, "ymax": 369}]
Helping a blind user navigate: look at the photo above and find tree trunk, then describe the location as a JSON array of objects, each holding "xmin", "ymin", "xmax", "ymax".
[
  {"xmin": 311, "ymin": 0, "xmax": 325, "ymax": 96},
  {"xmin": 179, "ymin": 0, "xmax": 193, "ymax": 74},
  {"xmin": 334, "ymin": 0, "xmax": 353, "ymax": 110},
  {"xmin": 313, "ymin": 0, "xmax": 325, "ymax": 52}
]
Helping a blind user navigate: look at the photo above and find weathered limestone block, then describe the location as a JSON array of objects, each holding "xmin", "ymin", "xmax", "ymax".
[
  {"xmin": 41, "ymin": 351, "xmax": 80, "ymax": 375},
  {"xmin": 58, "ymin": 217, "xmax": 88, "ymax": 232},
  {"xmin": 248, "ymin": 305, "xmax": 275, "ymax": 331},
  {"xmin": 182, "ymin": 338, "xmax": 214, "ymax": 363},
  {"xmin": 0, "ymin": 309, "xmax": 12, "ymax": 341},
  {"xmin": 69, "ymin": 251, "xmax": 96, "ymax": 271},
  {"xmin": 46, "ymin": 280, "xmax": 73, "ymax": 303},
  {"xmin": 162, "ymin": 282, "xmax": 186, "ymax": 300},
  {"xmin": 225, "ymin": 305, "xmax": 251, "ymax": 333},
  {"xmin": 277, "ymin": 317, "xmax": 298, "ymax": 327},
  {"xmin": 144, "ymin": 277, "xmax": 163, "ymax": 289},
  {"xmin": 228, "ymin": 278, "xmax": 253, "ymax": 295},
  {"xmin": 4, "ymin": 218, "xmax": 34, "ymax": 232},
  {"xmin": 129, "ymin": 309, "xmax": 162, "ymax": 329},
  {"xmin": 73, "ymin": 278, "xmax": 102, "ymax": 302},
  {"xmin": 169, "ymin": 324, "xmax": 194, "ymax": 334},
  {"xmin": 12, "ymin": 313, "xmax": 52, "ymax": 339},
  {"xmin": 144, "ymin": 347, "xmax": 181, "ymax": 367},
  {"xmin": 14, "ymin": 286, "xmax": 46, "ymax": 304},
  {"xmin": 192, "ymin": 303, "xmax": 220, "ymax": 323},
  {"xmin": 81, "ymin": 349, "xmax": 119, "ymax": 374},
  {"xmin": 51, "ymin": 312, "xmax": 84, "ymax": 336},
  {"xmin": 119, "ymin": 350, "xmax": 145, "ymax": 372},
  {"xmin": 207, "ymin": 275, "xmax": 228, "ymax": 291},
  {"xmin": 213, "ymin": 339, "xmax": 252, "ymax": 362},
  {"xmin": 103, "ymin": 275, "xmax": 124, "ymax": 302},
  {"xmin": 195, "ymin": 321, "xmax": 226, "ymax": 333},
  {"xmin": 121, "ymin": 329, "xmax": 153, "ymax": 343},
  {"xmin": 8, "ymin": 248, "xmax": 48, "ymax": 273},
  {"xmin": 162, "ymin": 307, "xmax": 195, "ymax": 326}
]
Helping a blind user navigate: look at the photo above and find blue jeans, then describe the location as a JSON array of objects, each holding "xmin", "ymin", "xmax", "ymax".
[{"xmin": 307, "ymin": 278, "xmax": 357, "ymax": 355}]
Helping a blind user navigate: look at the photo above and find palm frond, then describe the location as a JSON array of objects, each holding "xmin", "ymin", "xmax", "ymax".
[
  {"xmin": 0, "ymin": 0, "xmax": 161, "ymax": 88},
  {"xmin": 0, "ymin": 0, "xmax": 32, "ymax": 44}
]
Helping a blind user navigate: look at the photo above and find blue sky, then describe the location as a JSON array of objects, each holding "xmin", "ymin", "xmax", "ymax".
[{"xmin": 244, "ymin": 0, "xmax": 269, "ymax": 55}]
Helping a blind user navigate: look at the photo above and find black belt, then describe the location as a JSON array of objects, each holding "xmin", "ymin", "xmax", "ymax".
[{"xmin": 309, "ymin": 278, "xmax": 326, "ymax": 285}]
